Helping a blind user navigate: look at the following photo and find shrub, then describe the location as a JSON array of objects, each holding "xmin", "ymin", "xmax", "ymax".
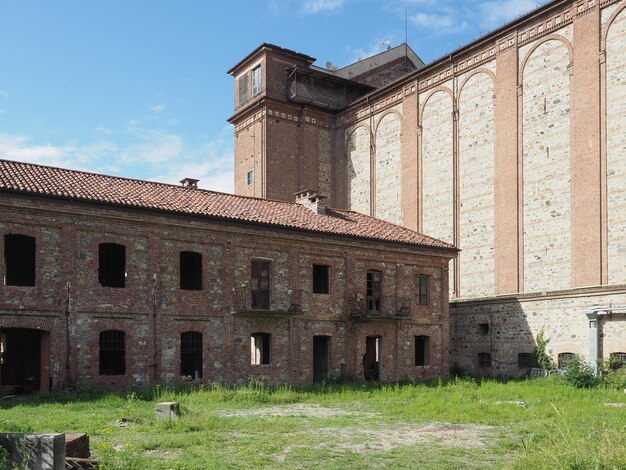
[
  {"xmin": 563, "ymin": 355, "xmax": 597, "ymax": 388},
  {"xmin": 533, "ymin": 329, "xmax": 555, "ymax": 371}
]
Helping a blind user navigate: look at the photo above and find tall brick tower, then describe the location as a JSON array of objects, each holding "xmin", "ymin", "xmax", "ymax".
[{"xmin": 228, "ymin": 43, "xmax": 423, "ymax": 205}]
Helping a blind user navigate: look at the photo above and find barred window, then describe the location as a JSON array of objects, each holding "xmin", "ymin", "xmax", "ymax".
[
  {"xmin": 181, "ymin": 332, "xmax": 203, "ymax": 379},
  {"xmin": 478, "ymin": 352, "xmax": 492, "ymax": 368},
  {"xmin": 99, "ymin": 330, "xmax": 125, "ymax": 375}
]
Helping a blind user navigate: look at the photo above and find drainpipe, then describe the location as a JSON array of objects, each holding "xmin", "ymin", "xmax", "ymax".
[
  {"xmin": 585, "ymin": 306, "xmax": 626, "ymax": 375},
  {"xmin": 65, "ymin": 282, "xmax": 72, "ymax": 387}
]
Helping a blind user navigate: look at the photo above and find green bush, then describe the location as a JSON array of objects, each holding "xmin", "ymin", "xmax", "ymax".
[
  {"xmin": 563, "ymin": 355, "xmax": 597, "ymax": 388},
  {"xmin": 533, "ymin": 329, "xmax": 555, "ymax": 370}
]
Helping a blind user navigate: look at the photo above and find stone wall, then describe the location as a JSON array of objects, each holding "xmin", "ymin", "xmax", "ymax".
[
  {"xmin": 346, "ymin": 125, "xmax": 371, "ymax": 215},
  {"xmin": 606, "ymin": 5, "xmax": 626, "ymax": 283},
  {"xmin": 374, "ymin": 105, "xmax": 402, "ymax": 224},
  {"xmin": 458, "ymin": 70, "xmax": 495, "ymax": 298},
  {"xmin": 521, "ymin": 36, "xmax": 572, "ymax": 292},
  {"xmin": 450, "ymin": 287, "xmax": 626, "ymax": 376}
]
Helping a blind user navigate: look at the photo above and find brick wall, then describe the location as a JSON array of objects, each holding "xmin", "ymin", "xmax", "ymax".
[{"xmin": 0, "ymin": 194, "xmax": 452, "ymax": 389}]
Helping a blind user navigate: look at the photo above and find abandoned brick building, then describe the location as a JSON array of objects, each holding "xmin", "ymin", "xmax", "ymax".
[
  {"xmin": 0, "ymin": 160, "xmax": 455, "ymax": 391},
  {"xmin": 229, "ymin": 0, "xmax": 626, "ymax": 375}
]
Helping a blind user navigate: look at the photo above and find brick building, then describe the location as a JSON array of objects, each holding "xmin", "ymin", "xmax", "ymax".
[
  {"xmin": 0, "ymin": 160, "xmax": 455, "ymax": 391},
  {"xmin": 230, "ymin": 0, "xmax": 626, "ymax": 375}
]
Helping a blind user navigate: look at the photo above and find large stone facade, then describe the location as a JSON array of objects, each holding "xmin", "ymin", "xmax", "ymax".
[{"xmin": 231, "ymin": 0, "xmax": 626, "ymax": 375}]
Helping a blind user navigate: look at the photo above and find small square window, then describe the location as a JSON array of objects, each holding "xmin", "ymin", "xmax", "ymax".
[
  {"xmin": 416, "ymin": 275, "xmax": 429, "ymax": 305},
  {"xmin": 558, "ymin": 352, "xmax": 574, "ymax": 369},
  {"xmin": 518, "ymin": 352, "xmax": 533, "ymax": 368},
  {"xmin": 478, "ymin": 352, "xmax": 491, "ymax": 368},
  {"xmin": 312, "ymin": 265, "xmax": 330, "ymax": 294},
  {"xmin": 247, "ymin": 170, "xmax": 254, "ymax": 186}
]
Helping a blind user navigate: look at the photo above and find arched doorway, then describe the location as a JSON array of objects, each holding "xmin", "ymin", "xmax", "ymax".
[{"xmin": 0, "ymin": 328, "xmax": 50, "ymax": 394}]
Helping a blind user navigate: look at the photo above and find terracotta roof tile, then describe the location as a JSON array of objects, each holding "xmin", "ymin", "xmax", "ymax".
[{"xmin": 0, "ymin": 159, "xmax": 456, "ymax": 251}]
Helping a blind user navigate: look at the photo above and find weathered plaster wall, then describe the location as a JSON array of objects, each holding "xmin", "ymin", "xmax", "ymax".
[{"xmin": 521, "ymin": 37, "xmax": 572, "ymax": 292}]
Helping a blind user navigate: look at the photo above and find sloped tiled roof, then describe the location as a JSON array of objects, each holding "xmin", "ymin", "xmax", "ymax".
[{"xmin": 0, "ymin": 159, "xmax": 456, "ymax": 251}]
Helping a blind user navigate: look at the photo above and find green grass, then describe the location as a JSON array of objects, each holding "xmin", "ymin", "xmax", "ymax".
[{"xmin": 1, "ymin": 377, "xmax": 624, "ymax": 469}]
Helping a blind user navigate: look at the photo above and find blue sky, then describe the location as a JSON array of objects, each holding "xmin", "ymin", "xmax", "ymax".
[{"xmin": 0, "ymin": 0, "xmax": 544, "ymax": 193}]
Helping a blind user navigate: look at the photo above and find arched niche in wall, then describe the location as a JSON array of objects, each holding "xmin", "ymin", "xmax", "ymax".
[
  {"xmin": 373, "ymin": 109, "xmax": 403, "ymax": 224},
  {"xmin": 345, "ymin": 125, "xmax": 372, "ymax": 216}
]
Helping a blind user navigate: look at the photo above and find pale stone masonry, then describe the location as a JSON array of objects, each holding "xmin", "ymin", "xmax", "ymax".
[{"xmin": 230, "ymin": 0, "xmax": 626, "ymax": 376}]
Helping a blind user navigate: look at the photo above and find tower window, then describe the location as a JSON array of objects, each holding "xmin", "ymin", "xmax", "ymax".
[
  {"xmin": 247, "ymin": 170, "xmax": 254, "ymax": 186},
  {"xmin": 415, "ymin": 336, "xmax": 430, "ymax": 366},
  {"xmin": 99, "ymin": 330, "xmax": 125, "ymax": 375},
  {"xmin": 238, "ymin": 73, "xmax": 248, "ymax": 104},
  {"xmin": 4, "ymin": 234, "xmax": 36, "ymax": 286},
  {"xmin": 251, "ymin": 333, "xmax": 270, "ymax": 365},
  {"xmin": 252, "ymin": 66, "xmax": 262, "ymax": 95},
  {"xmin": 98, "ymin": 243, "xmax": 126, "ymax": 288},
  {"xmin": 180, "ymin": 251, "xmax": 203, "ymax": 290},
  {"xmin": 181, "ymin": 331, "xmax": 203, "ymax": 379},
  {"xmin": 312, "ymin": 264, "xmax": 330, "ymax": 294}
]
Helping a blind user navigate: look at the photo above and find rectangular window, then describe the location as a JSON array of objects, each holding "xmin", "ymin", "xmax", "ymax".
[
  {"xmin": 99, "ymin": 243, "xmax": 126, "ymax": 288},
  {"xmin": 558, "ymin": 352, "xmax": 574, "ymax": 369},
  {"xmin": 366, "ymin": 270, "xmax": 382, "ymax": 313},
  {"xmin": 251, "ymin": 333, "xmax": 270, "ymax": 365},
  {"xmin": 518, "ymin": 352, "xmax": 533, "ymax": 368},
  {"xmin": 312, "ymin": 264, "xmax": 330, "ymax": 294},
  {"xmin": 478, "ymin": 352, "xmax": 492, "ymax": 368},
  {"xmin": 247, "ymin": 170, "xmax": 254, "ymax": 186},
  {"xmin": 4, "ymin": 234, "xmax": 36, "ymax": 286},
  {"xmin": 238, "ymin": 73, "xmax": 248, "ymax": 105},
  {"xmin": 180, "ymin": 251, "xmax": 203, "ymax": 290},
  {"xmin": 99, "ymin": 330, "xmax": 125, "ymax": 375},
  {"xmin": 252, "ymin": 66, "xmax": 262, "ymax": 95},
  {"xmin": 181, "ymin": 331, "xmax": 203, "ymax": 379},
  {"xmin": 251, "ymin": 260, "xmax": 270, "ymax": 309},
  {"xmin": 416, "ymin": 275, "xmax": 429, "ymax": 305},
  {"xmin": 415, "ymin": 336, "xmax": 430, "ymax": 366}
]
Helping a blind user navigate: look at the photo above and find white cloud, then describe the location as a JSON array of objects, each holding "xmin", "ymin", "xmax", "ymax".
[
  {"xmin": 477, "ymin": 0, "xmax": 541, "ymax": 29},
  {"xmin": 0, "ymin": 124, "xmax": 234, "ymax": 194},
  {"xmin": 123, "ymin": 129, "xmax": 184, "ymax": 165},
  {"xmin": 149, "ymin": 104, "xmax": 166, "ymax": 113},
  {"xmin": 409, "ymin": 10, "xmax": 468, "ymax": 34},
  {"xmin": 300, "ymin": 0, "xmax": 345, "ymax": 14}
]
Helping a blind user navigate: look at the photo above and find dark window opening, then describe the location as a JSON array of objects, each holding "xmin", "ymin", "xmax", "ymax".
[
  {"xmin": 558, "ymin": 352, "xmax": 574, "ymax": 369},
  {"xmin": 478, "ymin": 352, "xmax": 492, "ymax": 368},
  {"xmin": 98, "ymin": 243, "xmax": 125, "ymax": 288},
  {"xmin": 180, "ymin": 251, "xmax": 203, "ymax": 290},
  {"xmin": 479, "ymin": 323, "xmax": 490, "ymax": 335},
  {"xmin": 181, "ymin": 331, "xmax": 203, "ymax": 379},
  {"xmin": 238, "ymin": 74, "xmax": 248, "ymax": 104},
  {"xmin": 415, "ymin": 335, "xmax": 430, "ymax": 366},
  {"xmin": 363, "ymin": 336, "xmax": 381, "ymax": 380},
  {"xmin": 313, "ymin": 264, "xmax": 330, "ymax": 294},
  {"xmin": 313, "ymin": 335, "xmax": 330, "ymax": 383},
  {"xmin": 99, "ymin": 330, "xmax": 125, "ymax": 375},
  {"xmin": 4, "ymin": 234, "xmax": 36, "ymax": 286},
  {"xmin": 251, "ymin": 333, "xmax": 270, "ymax": 365},
  {"xmin": 252, "ymin": 66, "xmax": 262, "ymax": 95},
  {"xmin": 251, "ymin": 260, "xmax": 270, "ymax": 309},
  {"xmin": 416, "ymin": 275, "xmax": 429, "ymax": 305},
  {"xmin": 367, "ymin": 270, "xmax": 382, "ymax": 313},
  {"xmin": 609, "ymin": 352, "xmax": 626, "ymax": 369},
  {"xmin": 518, "ymin": 352, "xmax": 533, "ymax": 368}
]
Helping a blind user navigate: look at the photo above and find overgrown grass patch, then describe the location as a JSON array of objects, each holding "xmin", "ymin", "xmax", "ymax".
[{"xmin": 1, "ymin": 377, "xmax": 624, "ymax": 469}]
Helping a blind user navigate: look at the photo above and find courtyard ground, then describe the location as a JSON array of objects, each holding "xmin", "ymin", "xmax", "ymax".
[{"xmin": 1, "ymin": 377, "xmax": 624, "ymax": 469}]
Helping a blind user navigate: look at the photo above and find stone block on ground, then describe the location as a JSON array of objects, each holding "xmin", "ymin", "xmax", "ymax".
[{"xmin": 155, "ymin": 401, "xmax": 180, "ymax": 420}]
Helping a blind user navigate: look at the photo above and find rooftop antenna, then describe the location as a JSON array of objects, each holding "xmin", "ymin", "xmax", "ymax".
[
  {"xmin": 325, "ymin": 61, "xmax": 336, "ymax": 71},
  {"xmin": 405, "ymin": 9, "xmax": 408, "ymax": 69},
  {"xmin": 379, "ymin": 39, "xmax": 391, "ymax": 51}
]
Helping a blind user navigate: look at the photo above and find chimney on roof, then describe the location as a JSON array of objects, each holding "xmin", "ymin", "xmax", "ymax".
[
  {"xmin": 294, "ymin": 189, "xmax": 327, "ymax": 215},
  {"xmin": 180, "ymin": 178, "xmax": 199, "ymax": 188}
]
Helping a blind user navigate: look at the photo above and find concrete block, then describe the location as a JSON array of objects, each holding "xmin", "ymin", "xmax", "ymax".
[
  {"xmin": 0, "ymin": 433, "xmax": 65, "ymax": 470},
  {"xmin": 156, "ymin": 401, "xmax": 180, "ymax": 420}
]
